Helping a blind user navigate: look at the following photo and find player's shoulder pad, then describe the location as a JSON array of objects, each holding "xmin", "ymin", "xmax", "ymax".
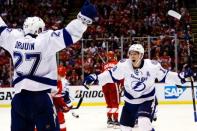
[
  {"xmin": 112, "ymin": 65, "xmax": 118, "ymax": 72},
  {"xmin": 6, "ymin": 28, "xmax": 22, "ymax": 33},
  {"xmin": 150, "ymin": 60, "xmax": 159, "ymax": 65},
  {"xmin": 37, "ymin": 29, "xmax": 53, "ymax": 38},
  {"xmin": 119, "ymin": 59, "xmax": 126, "ymax": 63},
  {"xmin": 112, "ymin": 59, "xmax": 127, "ymax": 72},
  {"xmin": 39, "ymin": 30, "xmax": 52, "ymax": 35},
  {"xmin": 43, "ymin": 29, "xmax": 63, "ymax": 38},
  {"xmin": 16, "ymin": 28, "xmax": 23, "ymax": 33},
  {"xmin": 41, "ymin": 30, "xmax": 51, "ymax": 34},
  {"xmin": 8, "ymin": 28, "xmax": 24, "ymax": 37}
]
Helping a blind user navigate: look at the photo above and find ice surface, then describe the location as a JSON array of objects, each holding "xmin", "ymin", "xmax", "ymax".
[{"xmin": 0, "ymin": 105, "xmax": 197, "ymax": 131}]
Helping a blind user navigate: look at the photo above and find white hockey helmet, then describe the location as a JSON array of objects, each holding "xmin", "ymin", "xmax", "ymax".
[
  {"xmin": 128, "ymin": 44, "xmax": 144, "ymax": 54},
  {"xmin": 23, "ymin": 16, "xmax": 45, "ymax": 35}
]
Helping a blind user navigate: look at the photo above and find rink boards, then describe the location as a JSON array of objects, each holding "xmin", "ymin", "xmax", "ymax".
[{"xmin": 0, "ymin": 82, "xmax": 197, "ymax": 107}]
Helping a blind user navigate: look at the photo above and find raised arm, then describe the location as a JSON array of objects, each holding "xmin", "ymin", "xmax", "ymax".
[
  {"xmin": 47, "ymin": 0, "xmax": 98, "ymax": 52},
  {"xmin": 0, "ymin": 17, "xmax": 24, "ymax": 50},
  {"xmin": 156, "ymin": 62, "xmax": 193, "ymax": 85},
  {"xmin": 83, "ymin": 60, "xmax": 125, "ymax": 89}
]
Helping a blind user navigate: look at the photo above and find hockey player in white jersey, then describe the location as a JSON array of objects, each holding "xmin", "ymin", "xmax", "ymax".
[
  {"xmin": 83, "ymin": 44, "xmax": 193, "ymax": 131},
  {"xmin": 0, "ymin": 1, "xmax": 97, "ymax": 131}
]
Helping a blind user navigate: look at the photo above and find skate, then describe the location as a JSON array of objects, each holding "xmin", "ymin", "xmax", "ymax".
[
  {"xmin": 113, "ymin": 120, "xmax": 120, "ymax": 129},
  {"xmin": 107, "ymin": 118, "xmax": 113, "ymax": 128},
  {"xmin": 153, "ymin": 115, "xmax": 157, "ymax": 121},
  {"xmin": 134, "ymin": 119, "xmax": 138, "ymax": 128},
  {"xmin": 153, "ymin": 108, "xmax": 158, "ymax": 121}
]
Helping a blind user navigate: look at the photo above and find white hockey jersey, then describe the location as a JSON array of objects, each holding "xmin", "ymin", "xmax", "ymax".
[
  {"xmin": 0, "ymin": 19, "xmax": 87, "ymax": 94},
  {"xmin": 98, "ymin": 59, "xmax": 183, "ymax": 104}
]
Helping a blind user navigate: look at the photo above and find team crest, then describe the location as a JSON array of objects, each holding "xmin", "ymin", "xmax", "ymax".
[
  {"xmin": 134, "ymin": 69, "xmax": 139, "ymax": 75},
  {"xmin": 134, "ymin": 69, "xmax": 142, "ymax": 76}
]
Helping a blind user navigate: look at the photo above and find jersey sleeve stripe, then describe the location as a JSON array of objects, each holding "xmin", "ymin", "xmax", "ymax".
[
  {"xmin": 109, "ymin": 70, "xmax": 118, "ymax": 82},
  {"xmin": 159, "ymin": 70, "xmax": 169, "ymax": 82},
  {"xmin": 0, "ymin": 26, "xmax": 7, "ymax": 35},
  {"xmin": 63, "ymin": 28, "xmax": 73, "ymax": 47}
]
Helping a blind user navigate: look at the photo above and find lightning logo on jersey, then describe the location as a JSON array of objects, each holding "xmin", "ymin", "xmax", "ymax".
[{"xmin": 131, "ymin": 81, "xmax": 146, "ymax": 92}]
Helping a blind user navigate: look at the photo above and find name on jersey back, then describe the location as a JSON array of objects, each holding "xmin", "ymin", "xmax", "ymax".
[{"xmin": 15, "ymin": 41, "xmax": 35, "ymax": 50}]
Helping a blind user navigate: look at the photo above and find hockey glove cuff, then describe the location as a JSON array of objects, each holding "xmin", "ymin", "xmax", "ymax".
[
  {"xmin": 83, "ymin": 74, "xmax": 98, "ymax": 90},
  {"xmin": 178, "ymin": 67, "xmax": 193, "ymax": 83}
]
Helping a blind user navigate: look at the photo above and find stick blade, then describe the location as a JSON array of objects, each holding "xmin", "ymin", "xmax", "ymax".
[{"xmin": 168, "ymin": 10, "xmax": 181, "ymax": 20}]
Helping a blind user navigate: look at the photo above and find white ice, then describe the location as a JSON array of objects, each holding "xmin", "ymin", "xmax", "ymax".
[{"xmin": 0, "ymin": 105, "xmax": 197, "ymax": 131}]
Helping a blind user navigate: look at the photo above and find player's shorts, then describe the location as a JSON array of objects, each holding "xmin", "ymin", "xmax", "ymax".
[
  {"xmin": 120, "ymin": 100, "xmax": 155, "ymax": 127},
  {"xmin": 11, "ymin": 89, "xmax": 59, "ymax": 131}
]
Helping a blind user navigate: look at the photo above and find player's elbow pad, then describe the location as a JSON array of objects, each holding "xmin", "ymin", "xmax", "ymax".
[
  {"xmin": 98, "ymin": 71, "xmax": 114, "ymax": 86},
  {"xmin": 65, "ymin": 19, "xmax": 87, "ymax": 43}
]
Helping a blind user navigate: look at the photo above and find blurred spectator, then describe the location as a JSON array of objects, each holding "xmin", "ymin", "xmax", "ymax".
[{"xmin": 160, "ymin": 51, "xmax": 172, "ymax": 70}]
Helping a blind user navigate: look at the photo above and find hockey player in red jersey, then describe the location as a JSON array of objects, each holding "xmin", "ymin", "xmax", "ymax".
[
  {"xmin": 35, "ymin": 66, "xmax": 71, "ymax": 131},
  {"xmin": 102, "ymin": 51, "xmax": 122, "ymax": 128},
  {"xmin": 53, "ymin": 66, "xmax": 73, "ymax": 131}
]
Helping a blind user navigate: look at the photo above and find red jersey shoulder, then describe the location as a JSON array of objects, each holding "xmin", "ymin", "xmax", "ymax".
[{"xmin": 103, "ymin": 61, "xmax": 118, "ymax": 71}]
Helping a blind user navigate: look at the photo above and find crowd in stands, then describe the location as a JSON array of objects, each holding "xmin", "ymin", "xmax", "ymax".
[
  {"xmin": 61, "ymin": 0, "xmax": 192, "ymax": 85},
  {"xmin": 0, "ymin": 0, "xmax": 69, "ymax": 28},
  {"xmin": 0, "ymin": 0, "xmax": 193, "ymax": 86}
]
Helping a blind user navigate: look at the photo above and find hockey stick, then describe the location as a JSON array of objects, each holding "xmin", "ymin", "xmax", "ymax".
[
  {"xmin": 71, "ymin": 97, "xmax": 83, "ymax": 110},
  {"xmin": 176, "ymin": 85, "xmax": 197, "ymax": 88},
  {"xmin": 168, "ymin": 10, "xmax": 197, "ymax": 122},
  {"xmin": 168, "ymin": 10, "xmax": 182, "ymax": 20},
  {"xmin": 95, "ymin": 49, "xmax": 106, "ymax": 64}
]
